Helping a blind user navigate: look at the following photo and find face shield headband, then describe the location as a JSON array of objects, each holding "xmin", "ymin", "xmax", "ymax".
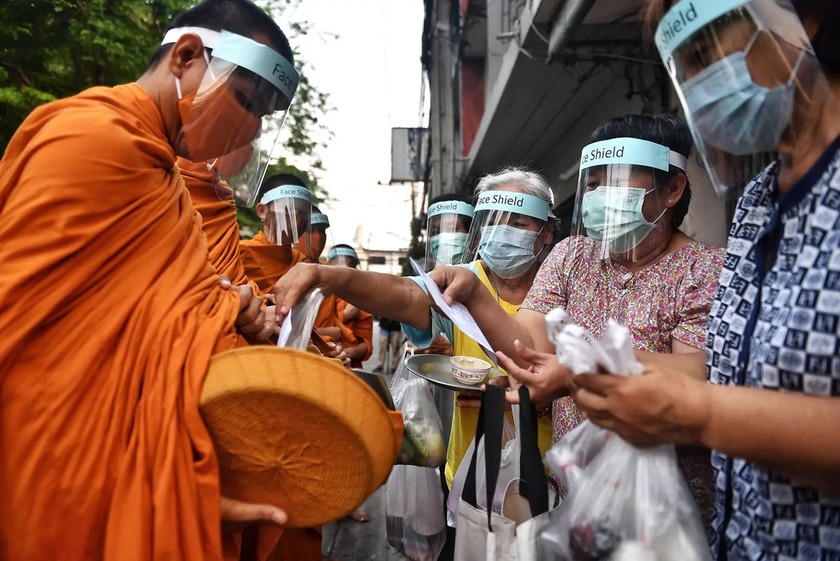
[
  {"xmin": 576, "ymin": 137, "xmax": 687, "ymax": 259},
  {"xmin": 426, "ymin": 200, "xmax": 475, "ymax": 268},
  {"xmin": 327, "ymin": 247, "xmax": 360, "ymax": 267},
  {"xmin": 259, "ymin": 184, "xmax": 312, "ymax": 246},
  {"xmin": 162, "ymin": 27, "xmax": 300, "ymax": 207},
  {"xmin": 654, "ymin": 0, "xmax": 816, "ymax": 196},
  {"xmin": 465, "ymin": 190, "xmax": 552, "ymax": 277}
]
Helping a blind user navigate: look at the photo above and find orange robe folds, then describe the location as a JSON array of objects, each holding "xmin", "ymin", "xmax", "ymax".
[
  {"xmin": 240, "ymin": 231, "xmax": 307, "ymax": 294},
  {"xmin": 0, "ymin": 84, "xmax": 240, "ymax": 561},
  {"xmin": 179, "ymin": 158, "xmax": 260, "ymax": 296},
  {"xmin": 337, "ymin": 298, "xmax": 374, "ymax": 369},
  {"xmin": 240, "ymin": 231, "xmax": 353, "ymax": 344}
]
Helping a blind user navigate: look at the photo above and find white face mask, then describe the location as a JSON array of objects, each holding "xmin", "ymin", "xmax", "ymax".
[
  {"xmin": 478, "ymin": 224, "xmax": 540, "ymax": 279},
  {"xmin": 581, "ymin": 186, "xmax": 666, "ymax": 254}
]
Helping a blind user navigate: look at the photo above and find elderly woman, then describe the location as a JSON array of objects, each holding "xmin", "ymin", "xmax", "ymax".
[
  {"xmin": 539, "ymin": 1, "xmax": 840, "ymax": 559},
  {"xmin": 429, "ymin": 113, "xmax": 725, "ymax": 521},
  {"xmin": 272, "ymin": 167, "xmax": 557, "ymax": 486}
]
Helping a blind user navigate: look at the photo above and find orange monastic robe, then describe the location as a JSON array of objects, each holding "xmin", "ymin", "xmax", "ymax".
[
  {"xmin": 0, "ymin": 84, "xmax": 240, "ymax": 561},
  {"xmin": 337, "ymin": 298, "xmax": 374, "ymax": 369},
  {"xmin": 240, "ymin": 231, "xmax": 354, "ymax": 344},
  {"xmin": 178, "ymin": 157, "xmax": 261, "ymax": 296},
  {"xmin": 240, "ymin": 231, "xmax": 308, "ymax": 293}
]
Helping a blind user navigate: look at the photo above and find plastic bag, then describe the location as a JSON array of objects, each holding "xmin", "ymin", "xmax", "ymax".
[
  {"xmin": 386, "ymin": 464, "xmax": 446, "ymax": 561},
  {"xmin": 447, "ymin": 406, "xmax": 518, "ymax": 527},
  {"xmin": 277, "ymin": 288, "xmax": 325, "ymax": 350},
  {"xmin": 392, "ymin": 349, "xmax": 446, "ymax": 468},
  {"xmin": 540, "ymin": 309, "xmax": 711, "ymax": 561}
]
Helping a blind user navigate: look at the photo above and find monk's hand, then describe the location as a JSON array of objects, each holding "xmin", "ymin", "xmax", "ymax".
[
  {"xmin": 342, "ymin": 303, "xmax": 360, "ymax": 322},
  {"xmin": 324, "ymin": 342, "xmax": 351, "ymax": 369},
  {"xmin": 428, "ymin": 265, "xmax": 482, "ymax": 307},
  {"xmin": 264, "ymin": 305, "xmax": 280, "ymax": 337},
  {"xmin": 233, "ymin": 285, "xmax": 273, "ymax": 342},
  {"xmin": 571, "ymin": 364, "xmax": 711, "ymax": 448},
  {"xmin": 495, "ymin": 340, "xmax": 570, "ymax": 410},
  {"xmin": 272, "ymin": 263, "xmax": 326, "ymax": 323},
  {"xmin": 220, "ymin": 496, "xmax": 286, "ymax": 532}
]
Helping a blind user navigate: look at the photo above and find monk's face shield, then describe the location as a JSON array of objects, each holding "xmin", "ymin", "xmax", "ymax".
[
  {"xmin": 162, "ymin": 28, "xmax": 299, "ymax": 207},
  {"xmin": 257, "ymin": 184, "xmax": 311, "ymax": 246}
]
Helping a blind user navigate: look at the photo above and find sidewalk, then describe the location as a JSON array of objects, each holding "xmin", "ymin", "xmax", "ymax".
[{"xmin": 321, "ymin": 487, "xmax": 406, "ymax": 560}]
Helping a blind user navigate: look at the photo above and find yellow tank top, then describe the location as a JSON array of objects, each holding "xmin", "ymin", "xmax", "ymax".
[{"xmin": 445, "ymin": 261, "xmax": 554, "ymax": 487}]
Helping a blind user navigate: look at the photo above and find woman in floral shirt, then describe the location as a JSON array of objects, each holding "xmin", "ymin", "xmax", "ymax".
[{"xmin": 428, "ymin": 113, "xmax": 724, "ymax": 521}]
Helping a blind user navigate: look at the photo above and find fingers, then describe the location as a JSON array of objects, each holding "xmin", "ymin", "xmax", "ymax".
[
  {"xmin": 512, "ymin": 339, "xmax": 551, "ymax": 365},
  {"xmin": 220, "ymin": 496, "xmax": 287, "ymax": 527},
  {"xmin": 455, "ymin": 394, "xmax": 482, "ymax": 409},
  {"xmin": 272, "ymin": 264, "xmax": 321, "ymax": 321},
  {"xmin": 571, "ymin": 373, "xmax": 621, "ymax": 396},
  {"xmin": 219, "ymin": 275, "xmax": 232, "ymax": 291},
  {"xmin": 487, "ymin": 376, "xmax": 510, "ymax": 388},
  {"xmin": 496, "ymin": 350, "xmax": 539, "ymax": 386}
]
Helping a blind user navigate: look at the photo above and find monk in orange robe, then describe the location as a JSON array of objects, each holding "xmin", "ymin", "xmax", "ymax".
[
  {"xmin": 337, "ymin": 299, "xmax": 375, "ymax": 369},
  {"xmin": 179, "ymin": 157, "xmax": 261, "ymax": 297},
  {"xmin": 0, "ymin": 4, "xmax": 296, "ymax": 560},
  {"xmin": 242, "ymin": 175, "xmax": 355, "ymax": 351},
  {"xmin": 327, "ymin": 245, "xmax": 375, "ymax": 369}
]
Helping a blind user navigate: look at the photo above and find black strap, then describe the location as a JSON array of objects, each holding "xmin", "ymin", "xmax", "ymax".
[
  {"xmin": 462, "ymin": 384, "xmax": 506, "ymax": 531},
  {"xmin": 516, "ymin": 386, "xmax": 550, "ymax": 517}
]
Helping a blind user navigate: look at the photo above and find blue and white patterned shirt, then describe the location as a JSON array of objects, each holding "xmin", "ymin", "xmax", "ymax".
[{"xmin": 707, "ymin": 138, "xmax": 840, "ymax": 561}]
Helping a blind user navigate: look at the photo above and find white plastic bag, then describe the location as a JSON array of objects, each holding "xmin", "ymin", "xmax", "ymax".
[
  {"xmin": 540, "ymin": 309, "xmax": 711, "ymax": 561},
  {"xmin": 392, "ymin": 349, "xmax": 446, "ymax": 468},
  {"xmin": 386, "ymin": 465, "xmax": 446, "ymax": 561},
  {"xmin": 276, "ymin": 288, "xmax": 325, "ymax": 350},
  {"xmin": 447, "ymin": 407, "xmax": 518, "ymax": 527}
]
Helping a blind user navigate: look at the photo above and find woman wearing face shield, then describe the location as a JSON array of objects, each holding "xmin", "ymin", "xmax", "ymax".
[
  {"xmin": 271, "ymin": 167, "xmax": 557, "ymax": 486},
  {"xmin": 429, "ymin": 115, "xmax": 725, "ymax": 521},
  {"xmin": 476, "ymin": 1, "xmax": 840, "ymax": 558}
]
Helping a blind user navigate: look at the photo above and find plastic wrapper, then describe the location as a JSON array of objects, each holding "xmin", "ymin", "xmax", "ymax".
[
  {"xmin": 392, "ymin": 349, "xmax": 446, "ymax": 468},
  {"xmin": 540, "ymin": 308, "xmax": 711, "ymax": 561},
  {"xmin": 447, "ymin": 406, "xmax": 518, "ymax": 527},
  {"xmin": 276, "ymin": 288, "xmax": 324, "ymax": 350},
  {"xmin": 386, "ymin": 464, "xmax": 446, "ymax": 561}
]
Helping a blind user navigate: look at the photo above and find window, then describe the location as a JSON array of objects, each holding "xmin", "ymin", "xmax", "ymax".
[
  {"xmin": 369, "ymin": 256, "xmax": 386, "ymax": 265},
  {"xmin": 398, "ymin": 257, "xmax": 408, "ymax": 266}
]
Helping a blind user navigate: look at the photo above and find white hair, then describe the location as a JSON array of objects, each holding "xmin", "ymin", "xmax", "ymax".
[{"xmin": 473, "ymin": 167, "xmax": 555, "ymax": 212}]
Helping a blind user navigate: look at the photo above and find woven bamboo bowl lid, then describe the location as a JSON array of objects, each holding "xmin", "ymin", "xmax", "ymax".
[{"xmin": 200, "ymin": 346, "xmax": 403, "ymax": 528}]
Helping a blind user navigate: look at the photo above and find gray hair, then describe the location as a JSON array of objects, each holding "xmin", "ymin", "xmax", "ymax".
[{"xmin": 473, "ymin": 167, "xmax": 555, "ymax": 212}]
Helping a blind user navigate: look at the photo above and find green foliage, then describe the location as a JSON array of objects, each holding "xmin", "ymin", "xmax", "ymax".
[
  {"xmin": 0, "ymin": 0, "xmax": 187, "ymax": 149},
  {"xmin": 1, "ymin": 0, "xmax": 331, "ymax": 240}
]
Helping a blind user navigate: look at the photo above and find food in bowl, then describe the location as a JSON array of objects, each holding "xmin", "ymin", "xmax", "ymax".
[{"xmin": 450, "ymin": 356, "xmax": 492, "ymax": 385}]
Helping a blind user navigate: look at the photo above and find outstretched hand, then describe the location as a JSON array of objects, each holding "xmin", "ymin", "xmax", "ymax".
[
  {"xmin": 493, "ymin": 340, "xmax": 572, "ymax": 409},
  {"xmin": 427, "ymin": 266, "xmax": 481, "ymax": 307},
  {"xmin": 271, "ymin": 263, "xmax": 324, "ymax": 323},
  {"xmin": 571, "ymin": 364, "xmax": 711, "ymax": 447},
  {"xmin": 221, "ymin": 277, "xmax": 273, "ymax": 343}
]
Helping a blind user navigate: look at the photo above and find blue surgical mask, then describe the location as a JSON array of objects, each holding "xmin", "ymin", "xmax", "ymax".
[
  {"xmin": 430, "ymin": 232, "xmax": 468, "ymax": 265},
  {"xmin": 581, "ymin": 186, "xmax": 666, "ymax": 255},
  {"xmin": 478, "ymin": 224, "xmax": 540, "ymax": 279},
  {"xmin": 682, "ymin": 48, "xmax": 801, "ymax": 156}
]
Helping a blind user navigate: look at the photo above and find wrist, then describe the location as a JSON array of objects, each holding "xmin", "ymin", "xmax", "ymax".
[{"xmin": 681, "ymin": 378, "xmax": 714, "ymax": 447}]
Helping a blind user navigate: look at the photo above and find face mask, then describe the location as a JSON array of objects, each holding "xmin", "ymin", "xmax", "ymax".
[
  {"xmin": 478, "ymin": 224, "xmax": 540, "ymax": 279},
  {"xmin": 174, "ymin": 55, "xmax": 261, "ymax": 162},
  {"xmin": 682, "ymin": 45, "xmax": 802, "ymax": 156},
  {"xmin": 430, "ymin": 232, "xmax": 468, "ymax": 266},
  {"xmin": 581, "ymin": 186, "xmax": 666, "ymax": 255}
]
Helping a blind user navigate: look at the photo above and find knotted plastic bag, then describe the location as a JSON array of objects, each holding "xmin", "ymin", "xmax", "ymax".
[{"xmin": 540, "ymin": 309, "xmax": 710, "ymax": 561}]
